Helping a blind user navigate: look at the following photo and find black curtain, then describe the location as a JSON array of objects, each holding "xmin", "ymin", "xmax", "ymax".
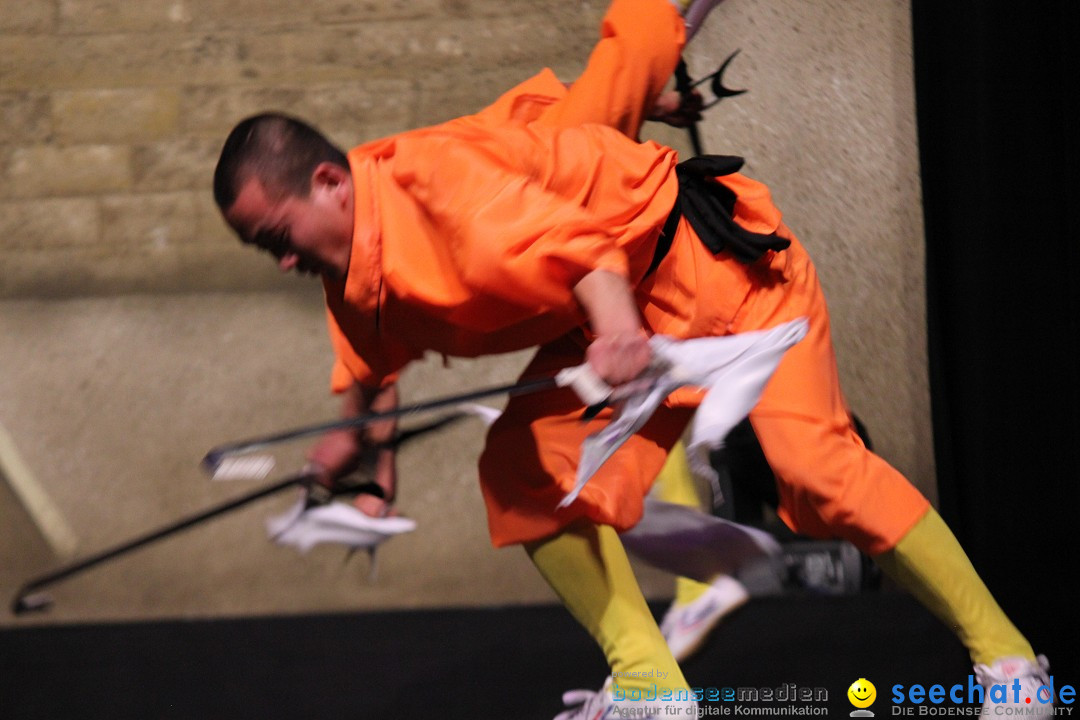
[{"xmin": 913, "ymin": 0, "xmax": 1078, "ymax": 679}]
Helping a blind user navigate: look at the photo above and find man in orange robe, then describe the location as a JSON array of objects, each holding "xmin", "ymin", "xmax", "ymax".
[{"xmin": 212, "ymin": 0, "xmax": 1049, "ymax": 715}]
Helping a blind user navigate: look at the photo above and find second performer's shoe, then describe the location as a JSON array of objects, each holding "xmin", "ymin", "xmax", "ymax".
[
  {"xmin": 554, "ymin": 676, "xmax": 699, "ymax": 720},
  {"xmin": 659, "ymin": 574, "xmax": 750, "ymax": 662}
]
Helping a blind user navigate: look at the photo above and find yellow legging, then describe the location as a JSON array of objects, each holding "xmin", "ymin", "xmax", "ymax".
[
  {"xmin": 530, "ymin": 439, "xmax": 1032, "ymax": 692},
  {"xmin": 525, "ymin": 521, "xmax": 688, "ymax": 696},
  {"xmin": 874, "ymin": 508, "xmax": 1034, "ymax": 665}
]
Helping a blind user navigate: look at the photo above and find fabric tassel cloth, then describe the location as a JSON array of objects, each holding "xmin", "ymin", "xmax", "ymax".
[{"xmin": 561, "ymin": 316, "xmax": 809, "ymax": 508}]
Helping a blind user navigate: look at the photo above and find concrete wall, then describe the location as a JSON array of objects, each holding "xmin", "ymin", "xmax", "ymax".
[{"xmin": 0, "ymin": 0, "xmax": 930, "ymax": 624}]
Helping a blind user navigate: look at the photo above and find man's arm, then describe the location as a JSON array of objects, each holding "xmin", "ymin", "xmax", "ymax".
[
  {"xmin": 573, "ymin": 268, "xmax": 651, "ymax": 386},
  {"xmin": 306, "ymin": 381, "xmax": 400, "ymax": 516}
]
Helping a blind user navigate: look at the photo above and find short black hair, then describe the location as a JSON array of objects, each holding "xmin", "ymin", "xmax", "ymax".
[{"xmin": 213, "ymin": 112, "xmax": 349, "ymax": 213}]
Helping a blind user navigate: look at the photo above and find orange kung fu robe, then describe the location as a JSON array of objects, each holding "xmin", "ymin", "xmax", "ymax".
[{"xmin": 321, "ymin": 78, "xmax": 930, "ymax": 553}]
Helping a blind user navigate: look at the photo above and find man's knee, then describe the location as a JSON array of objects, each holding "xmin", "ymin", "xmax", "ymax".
[{"xmin": 768, "ymin": 438, "xmax": 927, "ymax": 553}]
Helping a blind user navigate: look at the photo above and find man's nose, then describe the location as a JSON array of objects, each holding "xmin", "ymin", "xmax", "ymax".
[{"xmin": 278, "ymin": 252, "xmax": 299, "ymax": 272}]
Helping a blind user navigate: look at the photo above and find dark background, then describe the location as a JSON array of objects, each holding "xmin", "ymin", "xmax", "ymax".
[{"xmin": 913, "ymin": 0, "xmax": 1079, "ymax": 684}]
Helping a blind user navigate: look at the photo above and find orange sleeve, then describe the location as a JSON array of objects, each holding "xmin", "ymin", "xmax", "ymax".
[
  {"xmin": 324, "ymin": 303, "xmax": 410, "ymax": 393},
  {"xmin": 467, "ymin": 0, "xmax": 684, "ymax": 138},
  {"xmin": 529, "ymin": 0, "xmax": 684, "ymax": 137}
]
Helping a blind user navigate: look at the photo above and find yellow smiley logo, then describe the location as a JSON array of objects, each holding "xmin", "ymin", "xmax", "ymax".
[{"xmin": 848, "ymin": 678, "xmax": 877, "ymax": 708}]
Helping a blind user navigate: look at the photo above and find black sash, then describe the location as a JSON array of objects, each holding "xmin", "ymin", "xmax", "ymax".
[{"xmin": 647, "ymin": 155, "xmax": 790, "ymax": 276}]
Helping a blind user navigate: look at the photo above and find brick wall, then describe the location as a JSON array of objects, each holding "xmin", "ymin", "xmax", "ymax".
[{"xmin": 0, "ymin": 0, "xmax": 605, "ymax": 297}]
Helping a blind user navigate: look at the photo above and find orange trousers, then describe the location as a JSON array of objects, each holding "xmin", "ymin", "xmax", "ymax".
[{"xmin": 477, "ymin": 0, "xmax": 929, "ymax": 555}]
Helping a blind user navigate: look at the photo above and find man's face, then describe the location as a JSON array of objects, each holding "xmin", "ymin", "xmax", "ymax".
[{"xmin": 224, "ymin": 164, "xmax": 353, "ymax": 280}]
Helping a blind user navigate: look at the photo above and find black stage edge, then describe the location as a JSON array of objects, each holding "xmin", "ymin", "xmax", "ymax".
[{"xmin": 3, "ymin": 591, "xmax": 1035, "ymax": 720}]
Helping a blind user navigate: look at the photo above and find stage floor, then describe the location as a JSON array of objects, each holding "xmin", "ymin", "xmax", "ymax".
[{"xmin": 1, "ymin": 591, "xmax": 1002, "ymax": 719}]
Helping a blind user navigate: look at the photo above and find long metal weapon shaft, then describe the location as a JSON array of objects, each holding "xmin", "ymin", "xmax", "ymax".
[
  {"xmin": 200, "ymin": 374, "xmax": 561, "ymax": 473},
  {"xmin": 11, "ymin": 472, "xmax": 311, "ymax": 615}
]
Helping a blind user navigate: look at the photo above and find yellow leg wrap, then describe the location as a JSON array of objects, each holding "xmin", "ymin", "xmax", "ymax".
[
  {"xmin": 873, "ymin": 508, "xmax": 1034, "ymax": 666},
  {"xmin": 525, "ymin": 521, "xmax": 688, "ymax": 695},
  {"xmin": 653, "ymin": 442, "xmax": 713, "ymax": 606}
]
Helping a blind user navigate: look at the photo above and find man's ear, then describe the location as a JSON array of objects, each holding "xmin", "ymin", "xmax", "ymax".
[{"xmin": 311, "ymin": 162, "xmax": 350, "ymax": 201}]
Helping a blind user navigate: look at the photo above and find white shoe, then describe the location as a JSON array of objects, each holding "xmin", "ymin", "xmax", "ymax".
[
  {"xmin": 554, "ymin": 677, "xmax": 699, "ymax": 720},
  {"xmin": 266, "ymin": 495, "xmax": 417, "ymax": 553},
  {"xmin": 974, "ymin": 655, "xmax": 1055, "ymax": 715},
  {"xmin": 554, "ymin": 679, "xmax": 614, "ymax": 720},
  {"xmin": 660, "ymin": 574, "xmax": 749, "ymax": 662}
]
